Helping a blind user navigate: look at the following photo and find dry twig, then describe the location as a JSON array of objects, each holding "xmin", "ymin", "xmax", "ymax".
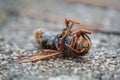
[
  {"xmin": 64, "ymin": 0, "xmax": 120, "ymax": 10},
  {"xmin": 19, "ymin": 11, "xmax": 120, "ymax": 35}
]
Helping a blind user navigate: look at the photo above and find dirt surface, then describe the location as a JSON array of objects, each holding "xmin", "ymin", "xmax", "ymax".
[{"xmin": 0, "ymin": 0, "xmax": 120, "ymax": 80}]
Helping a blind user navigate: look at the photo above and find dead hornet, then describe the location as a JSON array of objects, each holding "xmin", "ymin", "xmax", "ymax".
[{"xmin": 18, "ymin": 19, "xmax": 92, "ymax": 62}]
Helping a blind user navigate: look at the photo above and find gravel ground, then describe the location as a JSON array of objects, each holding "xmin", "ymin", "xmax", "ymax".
[{"xmin": 0, "ymin": 0, "xmax": 120, "ymax": 80}]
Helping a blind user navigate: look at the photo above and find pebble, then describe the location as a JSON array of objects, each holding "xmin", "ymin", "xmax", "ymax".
[{"xmin": 48, "ymin": 75, "xmax": 80, "ymax": 80}]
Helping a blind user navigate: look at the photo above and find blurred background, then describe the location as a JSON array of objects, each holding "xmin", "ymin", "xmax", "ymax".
[
  {"xmin": 0, "ymin": 0, "xmax": 120, "ymax": 47},
  {"xmin": 0, "ymin": 0, "xmax": 120, "ymax": 80}
]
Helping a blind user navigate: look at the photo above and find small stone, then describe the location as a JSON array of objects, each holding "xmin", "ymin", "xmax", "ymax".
[{"xmin": 48, "ymin": 75, "xmax": 80, "ymax": 80}]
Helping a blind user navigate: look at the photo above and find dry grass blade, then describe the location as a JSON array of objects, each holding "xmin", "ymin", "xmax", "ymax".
[
  {"xmin": 65, "ymin": 0, "xmax": 120, "ymax": 10},
  {"xmin": 19, "ymin": 11, "xmax": 120, "ymax": 35}
]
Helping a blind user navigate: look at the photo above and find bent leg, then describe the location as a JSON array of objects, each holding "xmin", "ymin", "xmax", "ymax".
[{"xmin": 21, "ymin": 52, "xmax": 61, "ymax": 63}]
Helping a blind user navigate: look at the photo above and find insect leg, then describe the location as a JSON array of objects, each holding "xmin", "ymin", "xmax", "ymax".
[
  {"xmin": 70, "ymin": 29, "xmax": 92, "ymax": 36},
  {"xmin": 21, "ymin": 52, "xmax": 61, "ymax": 63},
  {"xmin": 18, "ymin": 49, "xmax": 57, "ymax": 59},
  {"xmin": 18, "ymin": 52, "xmax": 42, "ymax": 59},
  {"xmin": 65, "ymin": 43, "xmax": 85, "ymax": 54},
  {"xmin": 59, "ymin": 21, "xmax": 74, "ymax": 50},
  {"xmin": 43, "ymin": 49, "xmax": 58, "ymax": 53},
  {"xmin": 65, "ymin": 18, "xmax": 70, "ymax": 28}
]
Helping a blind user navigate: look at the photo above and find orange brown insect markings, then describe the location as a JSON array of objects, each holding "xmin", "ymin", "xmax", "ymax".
[{"xmin": 18, "ymin": 19, "xmax": 92, "ymax": 62}]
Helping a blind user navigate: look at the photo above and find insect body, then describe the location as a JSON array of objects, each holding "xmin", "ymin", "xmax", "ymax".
[
  {"xmin": 19, "ymin": 19, "xmax": 92, "ymax": 62},
  {"xmin": 35, "ymin": 29, "xmax": 57, "ymax": 50}
]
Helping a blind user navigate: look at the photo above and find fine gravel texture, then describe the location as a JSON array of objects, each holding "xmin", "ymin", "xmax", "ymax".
[{"xmin": 0, "ymin": 0, "xmax": 120, "ymax": 80}]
